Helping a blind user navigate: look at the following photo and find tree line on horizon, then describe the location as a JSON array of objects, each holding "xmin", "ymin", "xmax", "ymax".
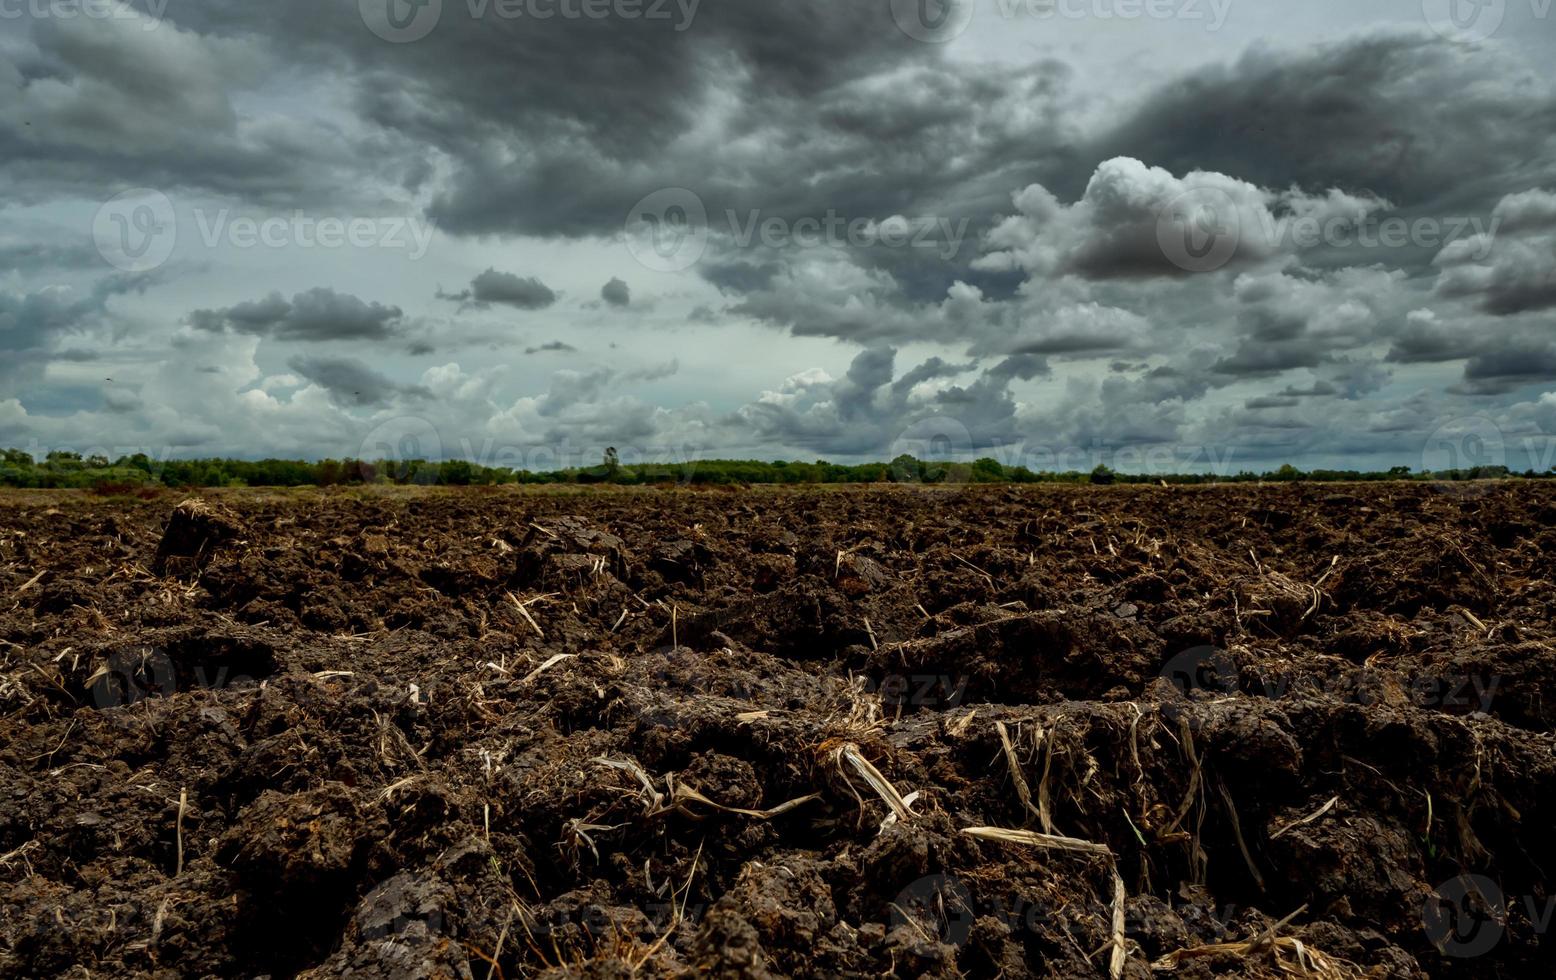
[{"xmin": 0, "ymin": 448, "xmax": 1541, "ymax": 491}]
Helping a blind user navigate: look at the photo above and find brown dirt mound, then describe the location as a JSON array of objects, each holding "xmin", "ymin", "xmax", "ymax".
[{"xmin": 2, "ymin": 483, "xmax": 1554, "ymax": 978}]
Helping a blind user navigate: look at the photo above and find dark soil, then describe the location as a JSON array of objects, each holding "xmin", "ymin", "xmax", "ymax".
[{"xmin": 2, "ymin": 483, "xmax": 1553, "ymax": 978}]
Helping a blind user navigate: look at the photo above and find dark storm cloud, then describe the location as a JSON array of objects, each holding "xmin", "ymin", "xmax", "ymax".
[
  {"xmin": 0, "ymin": 7, "xmax": 403, "ymax": 205},
  {"xmin": 600, "ymin": 277, "xmax": 631, "ymax": 308},
  {"xmin": 836, "ymin": 347, "xmax": 897, "ymax": 421},
  {"xmin": 439, "ymin": 269, "xmax": 558, "ymax": 311},
  {"xmin": 1086, "ymin": 35, "xmax": 1556, "ymax": 216},
  {"xmin": 622, "ymin": 360, "xmax": 679, "ymax": 383},
  {"xmin": 538, "ymin": 368, "xmax": 616, "ymax": 417},
  {"xmin": 1277, "ymin": 381, "xmax": 1337, "ymax": 398},
  {"xmin": 851, "ymin": 241, "xmax": 1023, "ymax": 306},
  {"xmin": 1434, "ymin": 222, "xmax": 1556, "ymax": 316},
  {"xmin": 0, "ymin": 272, "xmax": 162, "ymax": 379},
  {"xmin": 103, "ymin": 385, "xmax": 144, "ymax": 414},
  {"xmin": 987, "ymin": 304, "xmax": 1150, "ymax": 357},
  {"xmin": 701, "ymin": 259, "xmax": 783, "ymax": 296},
  {"xmin": 730, "ymin": 347, "xmax": 1041, "ymax": 456},
  {"xmin": 190, "ymin": 288, "xmax": 404, "ymax": 341},
  {"xmin": 890, "ymin": 357, "xmax": 973, "ymax": 397},
  {"xmin": 1385, "ymin": 313, "xmax": 1475, "ymax": 363},
  {"xmin": 1323, "ymin": 360, "xmax": 1390, "ymax": 400},
  {"xmin": 5, "ymin": 3, "xmax": 1554, "ymax": 469},
  {"xmin": 1196, "ymin": 268, "xmax": 1404, "ymax": 382},
  {"xmin": 145, "ymin": 0, "xmax": 1070, "ymax": 245},
  {"xmin": 1245, "ymin": 395, "xmax": 1300, "ymax": 410},
  {"xmin": 525, "ymin": 341, "xmax": 578, "ymax": 355},
  {"xmin": 1211, "ymin": 342, "xmax": 1326, "ymax": 377},
  {"xmin": 1458, "ymin": 341, "xmax": 1556, "ymax": 395},
  {"xmin": 1492, "ymin": 190, "xmax": 1556, "ymax": 235},
  {"xmin": 974, "ymin": 160, "xmax": 1383, "ymax": 285},
  {"xmin": 1131, "ymin": 365, "xmax": 1214, "ymax": 406},
  {"xmin": 399, "ymin": 40, "xmax": 1070, "ymax": 240},
  {"xmin": 287, "ymin": 355, "xmax": 428, "ymax": 407}
]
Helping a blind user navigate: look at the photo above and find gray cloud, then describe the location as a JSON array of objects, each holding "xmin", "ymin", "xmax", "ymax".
[
  {"xmin": 0, "ymin": 241, "xmax": 101, "ymax": 275},
  {"xmin": 287, "ymin": 355, "xmax": 428, "ymax": 407},
  {"xmin": 1, "ymin": 6, "xmax": 1553, "ymax": 470},
  {"xmin": 190, "ymin": 288, "xmax": 404, "ymax": 341},
  {"xmin": 1086, "ymin": 35, "xmax": 1556, "ymax": 217},
  {"xmin": 623, "ymin": 359, "xmax": 679, "ymax": 383},
  {"xmin": 1386, "ymin": 310, "xmax": 1475, "ymax": 363},
  {"xmin": 439, "ymin": 269, "xmax": 558, "ymax": 311},
  {"xmin": 1245, "ymin": 395, "xmax": 1300, "ymax": 410},
  {"xmin": 1493, "ymin": 189, "xmax": 1556, "ymax": 235},
  {"xmin": 1458, "ymin": 341, "xmax": 1556, "ymax": 395},
  {"xmin": 1, "ymin": 6, "xmax": 406, "ymax": 206},
  {"xmin": 600, "ymin": 277, "xmax": 631, "ymax": 308},
  {"xmin": 730, "ymin": 347, "xmax": 1045, "ymax": 456},
  {"xmin": 1433, "ymin": 196, "xmax": 1556, "ymax": 315},
  {"xmin": 525, "ymin": 341, "xmax": 578, "ymax": 355},
  {"xmin": 0, "ymin": 272, "xmax": 162, "ymax": 380}
]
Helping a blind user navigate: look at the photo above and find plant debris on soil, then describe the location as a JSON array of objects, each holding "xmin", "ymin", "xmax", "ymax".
[{"xmin": 1, "ymin": 482, "xmax": 1553, "ymax": 978}]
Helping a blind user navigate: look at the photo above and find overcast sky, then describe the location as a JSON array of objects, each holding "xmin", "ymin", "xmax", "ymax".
[{"xmin": 3, "ymin": 0, "xmax": 1555, "ymax": 473}]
